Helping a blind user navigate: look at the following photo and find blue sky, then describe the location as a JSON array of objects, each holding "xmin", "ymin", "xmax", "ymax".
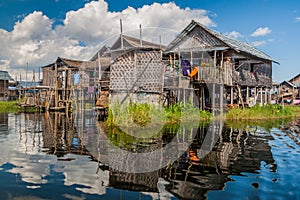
[{"xmin": 0, "ymin": 0, "xmax": 299, "ymax": 82}]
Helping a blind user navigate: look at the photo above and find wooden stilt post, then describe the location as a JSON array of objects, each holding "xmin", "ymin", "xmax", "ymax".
[
  {"xmin": 199, "ymin": 87, "xmax": 203, "ymax": 110},
  {"xmin": 212, "ymin": 83, "xmax": 216, "ymax": 116},
  {"xmin": 183, "ymin": 88, "xmax": 186, "ymax": 106},
  {"xmin": 55, "ymin": 63, "xmax": 58, "ymax": 109},
  {"xmin": 260, "ymin": 87, "xmax": 263, "ymax": 106},
  {"xmin": 220, "ymin": 84, "xmax": 224, "ymax": 115},
  {"xmin": 254, "ymin": 87, "xmax": 257, "ymax": 105},
  {"xmin": 230, "ymin": 86, "xmax": 234, "ymax": 105},
  {"xmin": 191, "ymin": 88, "xmax": 194, "ymax": 106},
  {"xmin": 203, "ymin": 86, "xmax": 206, "ymax": 110},
  {"xmin": 265, "ymin": 87, "xmax": 268, "ymax": 104},
  {"xmin": 246, "ymin": 86, "xmax": 249, "ymax": 105},
  {"xmin": 269, "ymin": 87, "xmax": 272, "ymax": 104}
]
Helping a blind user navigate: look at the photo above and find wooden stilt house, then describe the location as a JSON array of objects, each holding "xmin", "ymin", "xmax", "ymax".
[
  {"xmin": 41, "ymin": 57, "xmax": 99, "ymax": 112},
  {"xmin": 101, "ymin": 34, "xmax": 165, "ymax": 106},
  {"xmin": 0, "ymin": 70, "xmax": 15, "ymax": 100},
  {"xmin": 163, "ymin": 20, "xmax": 278, "ymax": 109}
]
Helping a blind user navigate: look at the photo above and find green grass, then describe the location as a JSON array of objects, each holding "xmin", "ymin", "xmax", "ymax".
[
  {"xmin": 0, "ymin": 101, "xmax": 21, "ymax": 113},
  {"xmin": 106, "ymin": 102, "xmax": 300, "ymax": 128},
  {"xmin": 106, "ymin": 102, "xmax": 211, "ymax": 127},
  {"xmin": 225, "ymin": 104, "xmax": 300, "ymax": 120}
]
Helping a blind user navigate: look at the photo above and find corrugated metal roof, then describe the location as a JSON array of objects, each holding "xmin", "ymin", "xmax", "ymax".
[
  {"xmin": 166, "ymin": 20, "xmax": 278, "ymax": 63},
  {"xmin": 0, "ymin": 70, "xmax": 14, "ymax": 81}
]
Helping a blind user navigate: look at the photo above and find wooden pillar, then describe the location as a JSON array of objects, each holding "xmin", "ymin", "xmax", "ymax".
[
  {"xmin": 230, "ymin": 86, "xmax": 234, "ymax": 104},
  {"xmin": 55, "ymin": 63, "xmax": 58, "ymax": 108},
  {"xmin": 221, "ymin": 52, "xmax": 224, "ymax": 84},
  {"xmin": 265, "ymin": 87, "xmax": 268, "ymax": 104},
  {"xmin": 269, "ymin": 87, "xmax": 272, "ymax": 104},
  {"xmin": 200, "ymin": 87, "xmax": 203, "ymax": 110},
  {"xmin": 254, "ymin": 87, "xmax": 257, "ymax": 105},
  {"xmin": 220, "ymin": 84, "xmax": 224, "ymax": 115},
  {"xmin": 260, "ymin": 87, "xmax": 263, "ymax": 106},
  {"xmin": 212, "ymin": 83, "xmax": 216, "ymax": 116},
  {"xmin": 190, "ymin": 89, "xmax": 194, "ymax": 106},
  {"xmin": 201, "ymin": 86, "xmax": 205, "ymax": 110},
  {"xmin": 203, "ymin": 86, "xmax": 206, "ymax": 109},
  {"xmin": 183, "ymin": 88, "xmax": 186, "ymax": 106},
  {"xmin": 246, "ymin": 86, "xmax": 249, "ymax": 104}
]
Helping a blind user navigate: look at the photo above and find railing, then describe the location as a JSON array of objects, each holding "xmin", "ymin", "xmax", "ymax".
[{"xmin": 194, "ymin": 67, "xmax": 271, "ymax": 87}]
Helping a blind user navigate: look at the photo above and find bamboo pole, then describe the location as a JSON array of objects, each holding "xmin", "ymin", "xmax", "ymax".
[
  {"xmin": 260, "ymin": 87, "xmax": 263, "ymax": 106},
  {"xmin": 55, "ymin": 63, "xmax": 58, "ymax": 108}
]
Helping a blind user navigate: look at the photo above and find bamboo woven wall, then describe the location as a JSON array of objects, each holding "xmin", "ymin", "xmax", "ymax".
[{"xmin": 110, "ymin": 50, "xmax": 164, "ymax": 93}]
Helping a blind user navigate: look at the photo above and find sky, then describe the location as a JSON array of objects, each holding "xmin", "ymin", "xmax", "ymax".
[{"xmin": 0, "ymin": 0, "xmax": 299, "ymax": 82}]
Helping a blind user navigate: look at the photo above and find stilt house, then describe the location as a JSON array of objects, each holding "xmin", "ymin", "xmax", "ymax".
[
  {"xmin": 164, "ymin": 20, "xmax": 278, "ymax": 108},
  {"xmin": 0, "ymin": 70, "xmax": 15, "ymax": 100},
  {"xmin": 102, "ymin": 34, "xmax": 165, "ymax": 105},
  {"xmin": 41, "ymin": 57, "xmax": 100, "ymax": 111}
]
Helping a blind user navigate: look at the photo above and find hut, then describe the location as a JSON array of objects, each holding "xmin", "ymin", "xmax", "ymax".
[
  {"xmin": 289, "ymin": 73, "xmax": 300, "ymax": 98},
  {"xmin": 0, "ymin": 70, "xmax": 16, "ymax": 100},
  {"xmin": 163, "ymin": 20, "xmax": 278, "ymax": 110},
  {"xmin": 101, "ymin": 34, "xmax": 165, "ymax": 107},
  {"xmin": 277, "ymin": 76, "xmax": 299, "ymax": 104},
  {"xmin": 41, "ymin": 57, "xmax": 99, "ymax": 112}
]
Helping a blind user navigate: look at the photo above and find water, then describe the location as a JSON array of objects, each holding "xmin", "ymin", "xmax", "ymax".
[{"xmin": 0, "ymin": 112, "xmax": 300, "ymax": 200}]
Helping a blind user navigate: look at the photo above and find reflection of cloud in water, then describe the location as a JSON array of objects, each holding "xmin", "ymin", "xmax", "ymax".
[
  {"xmin": 58, "ymin": 154, "xmax": 109, "ymax": 195},
  {"xmin": 0, "ymin": 113, "xmax": 109, "ymax": 195}
]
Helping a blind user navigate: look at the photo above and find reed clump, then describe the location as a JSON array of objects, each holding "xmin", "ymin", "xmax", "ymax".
[
  {"xmin": 0, "ymin": 101, "xmax": 20, "ymax": 113},
  {"xmin": 225, "ymin": 104, "xmax": 300, "ymax": 120},
  {"xmin": 106, "ymin": 102, "xmax": 211, "ymax": 127}
]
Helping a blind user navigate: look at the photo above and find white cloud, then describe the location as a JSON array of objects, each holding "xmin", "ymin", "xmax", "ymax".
[
  {"xmin": 296, "ymin": 17, "xmax": 300, "ymax": 22},
  {"xmin": 0, "ymin": 0, "xmax": 215, "ymax": 80},
  {"xmin": 226, "ymin": 31, "xmax": 243, "ymax": 39},
  {"xmin": 251, "ymin": 40, "xmax": 267, "ymax": 47},
  {"xmin": 251, "ymin": 27, "xmax": 271, "ymax": 37}
]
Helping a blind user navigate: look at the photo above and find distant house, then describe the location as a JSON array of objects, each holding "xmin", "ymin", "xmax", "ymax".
[
  {"xmin": 278, "ymin": 81, "xmax": 296, "ymax": 94},
  {"xmin": 289, "ymin": 73, "xmax": 300, "ymax": 86},
  {"xmin": 289, "ymin": 73, "xmax": 300, "ymax": 98},
  {"xmin": 0, "ymin": 70, "xmax": 15, "ymax": 99}
]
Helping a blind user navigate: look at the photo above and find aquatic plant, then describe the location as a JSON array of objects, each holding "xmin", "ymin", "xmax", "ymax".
[
  {"xmin": 0, "ymin": 101, "xmax": 20, "ymax": 113},
  {"xmin": 106, "ymin": 102, "xmax": 211, "ymax": 127},
  {"xmin": 225, "ymin": 104, "xmax": 300, "ymax": 120}
]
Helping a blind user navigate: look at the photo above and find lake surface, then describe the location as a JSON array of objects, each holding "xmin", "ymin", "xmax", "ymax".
[{"xmin": 0, "ymin": 112, "xmax": 300, "ymax": 200}]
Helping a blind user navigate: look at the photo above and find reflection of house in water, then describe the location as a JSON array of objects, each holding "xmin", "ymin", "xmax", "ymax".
[
  {"xmin": 109, "ymin": 170, "xmax": 160, "ymax": 193},
  {"xmin": 40, "ymin": 112, "xmax": 91, "ymax": 157},
  {"xmin": 90, "ymin": 123, "xmax": 276, "ymax": 199},
  {"xmin": 0, "ymin": 113, "xmax": 8, "ymax": 126},
  {"xmin": 37, "ymin": 111, "xmax": 276, "ymax": 199},
  {"xmin": 15, "ymin": 108, "xmax": 276, "ymax": 199},
  {"xmin": 161, "ymin": 126, "xmax": 275, "ymax": 200}
]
